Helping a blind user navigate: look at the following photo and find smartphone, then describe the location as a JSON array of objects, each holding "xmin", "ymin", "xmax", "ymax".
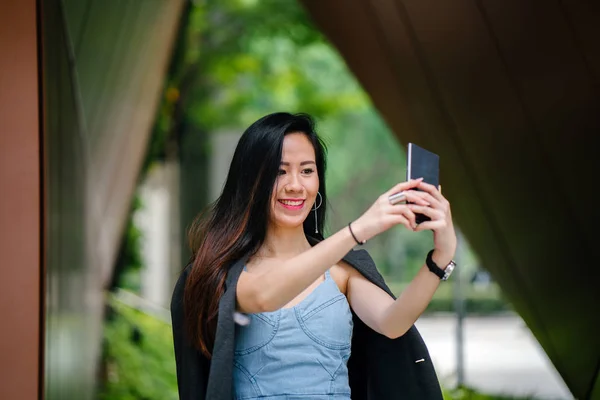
[{"xmin": 406, "ymin": 143, "xmax": 439, "ymax": 224}]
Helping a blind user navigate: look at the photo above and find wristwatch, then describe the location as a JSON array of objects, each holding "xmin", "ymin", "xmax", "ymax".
[{"xmin": 426, "ymin": 249, "xmax": 456, "ymax": 281}]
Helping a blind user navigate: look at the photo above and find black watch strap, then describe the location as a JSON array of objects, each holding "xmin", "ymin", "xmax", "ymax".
[{"xmin": 426, "ymin": 249, "xmax": 446, "ymax": 279}]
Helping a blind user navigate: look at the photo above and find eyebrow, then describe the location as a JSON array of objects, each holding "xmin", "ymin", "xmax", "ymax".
[{"xmin": 280, "ymin": 161, "xmax": 316, "ymax": 166}]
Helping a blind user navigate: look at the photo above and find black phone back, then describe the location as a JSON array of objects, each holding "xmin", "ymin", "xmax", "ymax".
[{"xmin": 406, "ymin": 143, "xmax": 439, "ymax": 223}]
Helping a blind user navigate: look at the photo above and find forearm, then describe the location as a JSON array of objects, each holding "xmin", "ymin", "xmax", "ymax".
[
  {"xmin": 239, "ymin": 179, "xmax": 429, "ymax": 313},
  {"xmin": 249, "ymin": 226, "xmax": 360, "ymax": 312},
  {"xmin": 379, "ymin": 259, "xmax": 448, "ymax": 338}
]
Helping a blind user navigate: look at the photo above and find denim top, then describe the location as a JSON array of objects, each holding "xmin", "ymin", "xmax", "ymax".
[{"xmin": 233, "ymin": 270, "xmax": 353, "ymax": 399}]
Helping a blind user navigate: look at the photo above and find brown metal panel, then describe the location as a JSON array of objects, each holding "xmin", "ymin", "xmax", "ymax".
[
  {"xmin": 408, "ymin": 0, "xmax": 598, "ymax": 395},
  {"xmin": 558, "ymin": 0, "xmax": 600, "ymax": 88},
  {"xmin": 301, "ymin": 0, "xmax": 600, "ymax": 398},
  {"xmin": 362, "ymin": 1, "xmax": 518, "ymax": 264},
  {"xmin": 477, "ymin": 0, "xmax": 599, "ymax": 232},
  {"xmin": 363, "ymin": 0, "xmax": 544, "ymax": 335},
  {"xmin": 0, "ymin": 0, "xmax": 41, "ymax": 399},
  {"xmin": 473, "ymin": 3, "xmax": 600, "ymax": 396}
]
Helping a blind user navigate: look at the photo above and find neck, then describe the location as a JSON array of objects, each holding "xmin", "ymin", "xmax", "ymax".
[{"xmin": 258, "ymin": 224, "xmax": 312, "ymax": 259}]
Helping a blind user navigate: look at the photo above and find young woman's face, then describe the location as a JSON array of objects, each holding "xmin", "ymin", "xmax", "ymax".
[{"xmin": 269, "ymin": 132, "xmax": 319, "ymax": 231}]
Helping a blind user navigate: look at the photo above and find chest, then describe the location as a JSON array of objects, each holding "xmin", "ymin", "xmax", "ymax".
[{"xmin": 234, "ymin": 275, "xmax": 353, "ymax": 355}]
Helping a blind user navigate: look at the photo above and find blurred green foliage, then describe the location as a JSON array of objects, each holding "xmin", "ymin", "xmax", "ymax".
[
  {"xmin": 146, "ymin": 0, "xmax": 471, "ymax": 278},
  {"xmin": 99, "ymin": 297, "xmax": 177, "ymax": 400},
  {"xmin": 443, "ymin": 386, "xmax": 541, "ymax": 400},
  {"xmin": 110, "ymin": 195, "xmax": 144, "ymax": 293}
]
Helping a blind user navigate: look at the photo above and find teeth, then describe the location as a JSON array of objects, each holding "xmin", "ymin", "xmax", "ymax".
[{"xmin": 280, "ymin": 200, "xmax": 303, "ymax": 206}]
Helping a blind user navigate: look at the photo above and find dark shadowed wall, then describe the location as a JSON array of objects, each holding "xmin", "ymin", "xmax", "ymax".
[{"xmin": 301, "ymin": 1, "xmax": 600, "ymax": 399}]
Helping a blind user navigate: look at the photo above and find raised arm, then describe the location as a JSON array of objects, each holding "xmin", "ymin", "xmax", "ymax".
[
  {"xmin": 343, "ymin": 181, "xmax": 457, "ymax": 338},
  {"xmin": 236, "ymin": 178, "xmax": 429, "ymax": 313}
]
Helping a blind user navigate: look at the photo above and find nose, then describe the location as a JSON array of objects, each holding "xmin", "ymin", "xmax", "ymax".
[{"xmin": 284, "ymin": 172, "xmax": 303, "ymax": 193}]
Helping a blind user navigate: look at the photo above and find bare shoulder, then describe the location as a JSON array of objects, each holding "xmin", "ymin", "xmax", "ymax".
[{"xmin": 330, "ymin": 260, "xmax": 361, "ymax": 295}]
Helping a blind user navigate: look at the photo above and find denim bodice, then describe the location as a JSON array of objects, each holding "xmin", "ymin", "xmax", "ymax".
[{"xmin": 233, "ymin": 270, "xmax": 353, "ymax": 399}]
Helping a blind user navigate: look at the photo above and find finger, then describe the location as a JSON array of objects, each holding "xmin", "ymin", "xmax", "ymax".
[
  {"xmin": 407, "ymin": 204, "xmax": 444, "ymax": 220},
  {"xmin": 388, "ymin": 205, "xmax": 418, "ymax": 229},
  {"xmin": 404, "ymin": 190, "xmax": 441, "ymax": 209},
  {"xmin": 392, "ymin": 191, "xmax": 430, "ymax": 206},
  {"xmin": 414, "ymin": 219, "xmax": 446, "ymax": 232},
  {"xmin": 391, "ymin": 214, "xmax": 413, "ymax": 231},
  {"xmin": 398, "ymin": 207, "xmax": 417, "ymax": 229},
  {"xmin": 416, "ymin": 181, "xmax": 445, "ymax": 202},
  {"xmin": 413, "ymin": 185, "xmax": 451, "ymax": 215},
  {"xmin": 385, "ymin": 178, "xmax": 424, "ymax": 198}
]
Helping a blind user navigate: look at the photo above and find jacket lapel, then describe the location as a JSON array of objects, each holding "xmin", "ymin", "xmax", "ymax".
[{"xmin": 206, "ymin": 257, "xmax": 246, "ymax": 400}]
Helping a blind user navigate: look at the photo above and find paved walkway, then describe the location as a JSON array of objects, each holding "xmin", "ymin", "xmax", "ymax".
[{"xmin": 415, "ymin": 314, "xmax": 574, "ymax": 400}]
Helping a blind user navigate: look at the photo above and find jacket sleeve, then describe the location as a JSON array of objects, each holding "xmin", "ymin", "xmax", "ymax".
[{"xmin": 170, "ymin": 265, "xmax": 210, "ymax": 400}]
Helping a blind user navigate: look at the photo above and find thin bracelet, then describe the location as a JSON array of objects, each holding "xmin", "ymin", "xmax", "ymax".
[{"xmin": 348, "ymin": 222, "xmax": 366, "ymax": 245}]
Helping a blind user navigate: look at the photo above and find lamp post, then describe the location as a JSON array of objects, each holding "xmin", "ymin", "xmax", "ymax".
[{"xmin": 453, "ymin": 230, "xmax": 466, "ymax": 388}]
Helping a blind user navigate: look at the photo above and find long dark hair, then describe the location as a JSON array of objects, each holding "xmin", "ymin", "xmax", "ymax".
[{"xmin": 184, "ymin": 112, "xmax": 328, "ymax": 357}]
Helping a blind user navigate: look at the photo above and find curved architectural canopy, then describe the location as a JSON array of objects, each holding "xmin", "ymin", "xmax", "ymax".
[{"xmin": 301, "ymin": 1, "xmax": 600, "ymax": 399}]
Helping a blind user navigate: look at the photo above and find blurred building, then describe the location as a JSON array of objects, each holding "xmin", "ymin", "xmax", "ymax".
[
  {"xmin": 136, "ymin": 129, "xmax": 241, "ymax": 310},
  {"xmin": 1, "ymin": 0, "xmax": 185, "ymax": 399}
]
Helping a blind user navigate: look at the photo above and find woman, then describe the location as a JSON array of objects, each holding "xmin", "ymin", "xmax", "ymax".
[{"xmin": 171, "ymin": 112, "xmax": 457, "ymax": 400}]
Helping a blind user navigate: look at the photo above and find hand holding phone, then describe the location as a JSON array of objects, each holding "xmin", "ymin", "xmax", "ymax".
[{"xmin": 406, "ymin": 143, "xmax": 439, "ymax": 224}]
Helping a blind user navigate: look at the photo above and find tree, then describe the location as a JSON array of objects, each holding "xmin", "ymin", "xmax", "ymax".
[{"xmin": 147, "ymin": 0, "xmax": 434, "ymax": 277}]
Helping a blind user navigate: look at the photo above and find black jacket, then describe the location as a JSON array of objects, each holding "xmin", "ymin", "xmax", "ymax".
[{"xmin": 171, "ymin": 246, "xmax": 443, "ymax": 399}]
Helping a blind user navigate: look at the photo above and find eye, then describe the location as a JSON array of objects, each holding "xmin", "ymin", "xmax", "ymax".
[
  {"xmin": 278, "ymin": 169, "xmax": 286, "ymax": 176},
  {"xmin": 302, "ymin": 168, "xmax": 315, "ymax": 175}
]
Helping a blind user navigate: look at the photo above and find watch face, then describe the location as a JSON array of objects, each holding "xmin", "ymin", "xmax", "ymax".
[{"xmin": 442, "ymin": 261, "xmax": 456, "ymax": 281}]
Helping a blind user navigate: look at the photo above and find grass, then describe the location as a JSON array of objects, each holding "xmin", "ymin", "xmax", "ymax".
[{"xmin": 444, "ymin": 386, "xmax": 544, "ymax": 399}]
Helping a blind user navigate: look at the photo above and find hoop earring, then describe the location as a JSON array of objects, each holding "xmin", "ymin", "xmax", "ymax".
[{"xmin": 312, "ymin": 192, "xmax": 323, "ymax": 234}]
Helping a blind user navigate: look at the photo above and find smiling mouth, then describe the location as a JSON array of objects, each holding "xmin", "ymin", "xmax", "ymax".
[{"xmin": 278, "ymin": 199, "xmax": 305, "ymax": 209}]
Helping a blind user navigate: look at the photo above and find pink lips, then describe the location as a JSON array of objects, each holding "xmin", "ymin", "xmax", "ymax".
[{"xmin": 278, "ymin": 199, "xmax": 305, "ymax": 210}]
